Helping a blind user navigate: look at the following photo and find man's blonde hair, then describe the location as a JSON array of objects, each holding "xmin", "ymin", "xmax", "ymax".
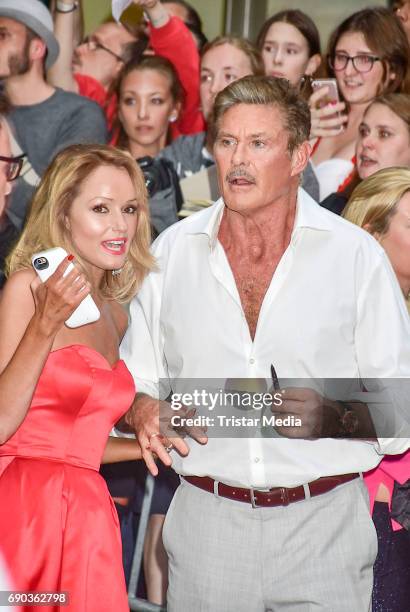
[
  {"xmin": 211, "ymin": 75, "xmax": 311, "ymax": 153},
  {"xmin": 7, "ymin": 144, "xmax": 155, "ymax": 303}
]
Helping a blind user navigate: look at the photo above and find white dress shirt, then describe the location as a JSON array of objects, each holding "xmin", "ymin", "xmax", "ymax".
[{"xmin": 121, "ymin": 189, "xmax": 410, "ymax": 488}]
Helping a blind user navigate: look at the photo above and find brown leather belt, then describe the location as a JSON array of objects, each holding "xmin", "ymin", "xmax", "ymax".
[{"xmin": 182, "ymin": 473, "xmax": 360, "ymax": 508}]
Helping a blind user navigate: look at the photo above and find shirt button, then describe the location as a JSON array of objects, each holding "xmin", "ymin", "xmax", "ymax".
[
  {"xmin": 254, "ymin": 457, "xmax": 260, "ymax": 463},
  {"xmin": 249, "ymin": 358, "xmax": 255, "ymax": 364}
]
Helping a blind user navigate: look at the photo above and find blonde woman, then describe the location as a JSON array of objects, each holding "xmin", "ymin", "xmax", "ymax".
[
  {"xmin": 343, "ymin": 166, "xmax": 410, "ymax": 611},
  {"xmin": 0, "ymin": 144, "xmax": 153, "ymax": 611}
]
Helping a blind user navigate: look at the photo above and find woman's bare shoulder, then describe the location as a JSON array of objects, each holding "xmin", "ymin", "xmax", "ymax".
[{"xmin": 1, "ymin": 269, "xmax": 36, "ymax": 303}]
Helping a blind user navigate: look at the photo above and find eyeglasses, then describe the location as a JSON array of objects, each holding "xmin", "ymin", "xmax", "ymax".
[
  {"xmin": 0, "ymin": 154, "xmax": 24, "ymax": 181},
  {"xmin": 328, "ymin": 53, "xmax": 381, "ymax": 73},
  {"xmin": 80, "ymin": 36, "xmax": 124, "ymax": 62}
]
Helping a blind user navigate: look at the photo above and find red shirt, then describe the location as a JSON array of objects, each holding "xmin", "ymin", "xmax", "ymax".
[
  {"xmin": 148, "ymin": 16, "xmax": 205, "ymax": 138},
  {"xmin": 74, "ymin": 73, "xmax": 117, "ymax": 134},
  {"xmin": 74, "ymin": 16, "xmax": 204, "ymax": 141}
]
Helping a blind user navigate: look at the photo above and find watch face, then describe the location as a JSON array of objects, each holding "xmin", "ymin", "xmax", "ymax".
[{"xmin": 343, "ymin": 411, "xmax": 359, "ymax": 434}]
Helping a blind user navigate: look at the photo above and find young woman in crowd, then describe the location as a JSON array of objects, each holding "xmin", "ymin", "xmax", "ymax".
[
  {"xmin": 116, "ymin": 55, "xmax": 183, "ymax": 160},
  {"xmin": 322, "ymin": 93, "xmax": 410, "ymax": 214},
  {"xmin": 114, "ymin": 55, "xmax": 184, "ymax": 234},
  {"xmin": 256, "ymin": 9, "xmax": 322, "ymax": 88},
  {"xmin": 0, "ymin": 144, "xmax": 153, "ymax": 611},
  {"xmin": 343, "ymin": 167, "xmax": 410, "ymax": 611},
  {"xmin": 310, "ymin": 7, "xmax": 410, "ymax": 200}
]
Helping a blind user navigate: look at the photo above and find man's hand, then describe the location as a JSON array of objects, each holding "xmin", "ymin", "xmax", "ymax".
[
  {"xmin": 271, "ymin": 387, "xmax": 342, "ymax": 439},
  {"xmin": 132, "ymin": 0, "xmax": 170, "ymax": 27},
  {"xmin": 126, "ymin": 393, "xmax": 207, "ymax": 475}
]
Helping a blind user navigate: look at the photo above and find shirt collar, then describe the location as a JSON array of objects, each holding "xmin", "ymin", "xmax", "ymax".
[
  {"xmin": 186, "ymin": 198, "xmax": 225, "ymax": 248},
  {"xmin": 292, "ymin": 188, "xmax": 333, "ymax": 233},
  {"xmin": 186, "ymin": 188, "xmax": 332, "ymax": 249}
]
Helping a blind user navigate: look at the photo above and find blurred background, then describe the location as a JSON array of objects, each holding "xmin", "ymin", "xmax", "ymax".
[{"xmin": 42, "ymin": 0, "xmax": 387, "ymax": 47}]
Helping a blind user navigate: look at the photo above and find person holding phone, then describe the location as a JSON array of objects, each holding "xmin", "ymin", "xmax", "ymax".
[
  {"xmin": 321, "ymin": 93, "xmax": 410, "ymax": 215},
  {"xmin": 309, "ymin": 7, "xmax": 410, "ymax": 200},
  {"xmin": 0, "ymin": 144, "xmax": 152, "ymax": 611}
]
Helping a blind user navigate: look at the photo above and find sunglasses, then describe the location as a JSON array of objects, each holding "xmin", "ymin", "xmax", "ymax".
[{"xmin": 0, "ymin": 154, "xmax": 24, "ymax": 181}]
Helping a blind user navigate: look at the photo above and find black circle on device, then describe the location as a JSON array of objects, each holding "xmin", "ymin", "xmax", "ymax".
[{"xmin": 33, "ymin": 257, "xmax": 49, "ymax": 271}]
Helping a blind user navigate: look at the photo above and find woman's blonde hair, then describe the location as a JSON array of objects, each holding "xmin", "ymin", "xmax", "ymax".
[
  {"xmin": 7, "ymin": 144, "xmax": 155, "ymax": 303},
  {"xmin": 343, "ymin": 166, "xmax": 410, "ymax": 236}
]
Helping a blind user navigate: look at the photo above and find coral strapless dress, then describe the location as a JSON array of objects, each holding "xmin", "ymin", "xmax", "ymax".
[{"xmin": 0, "ymin": 344, "xmax": 136, "ymax": 612}]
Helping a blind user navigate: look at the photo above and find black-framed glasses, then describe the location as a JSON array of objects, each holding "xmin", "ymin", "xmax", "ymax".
[
  {"xmin": 80, "ymin": 36, "xmax": 124, "ymax": 62},
  {"xmin": 328, "ymin": 53, "xmax": 381, "ymax": 73},
  {"xmin": 0, "ymin": 154, "xmax": 24, "ymax": 181}
]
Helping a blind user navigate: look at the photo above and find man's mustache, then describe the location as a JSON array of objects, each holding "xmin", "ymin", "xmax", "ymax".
[{"xmin": 226, "ymin": 167, "xmax": 256, "ymax": 183}]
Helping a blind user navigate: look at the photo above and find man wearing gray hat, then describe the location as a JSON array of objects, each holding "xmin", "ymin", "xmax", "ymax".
[{"xmin": 0, "ymin": 0, "xmax": 107, "ymax": 265}]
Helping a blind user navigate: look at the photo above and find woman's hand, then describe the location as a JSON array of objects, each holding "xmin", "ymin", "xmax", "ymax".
[
  {"xmin": 30, "ymin": 257, "xmax": 91, "ymax": 338},
  {"xmin": 309, "ymin": 87, "xmax": 348, "ymax": 139}
]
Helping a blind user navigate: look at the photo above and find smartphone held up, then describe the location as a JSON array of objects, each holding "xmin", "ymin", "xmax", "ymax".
[
  {"xmin": 31, "ymin": 247, "xmax": 100, "ymax": 328},
  {"xmin": 311, "ymin": 78, "xmax": 341, "ymax": 123}
]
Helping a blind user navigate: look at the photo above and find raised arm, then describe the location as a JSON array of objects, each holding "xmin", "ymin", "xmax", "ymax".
[
  {"xmin": 0, "ymin": 259, "xmax": 91, "ymax": 444},
  {"xmin": 134, "ymin": 0, "xmax": 204, "ymax": 136},
  {"xmin": 48, "ymin": 0, "xmax": 82, "ymax": 93}
]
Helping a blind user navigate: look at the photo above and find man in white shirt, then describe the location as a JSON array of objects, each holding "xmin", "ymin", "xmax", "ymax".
[{"xmin": 121, "ymin": 76, "xmax": 410, "ymax": 611}]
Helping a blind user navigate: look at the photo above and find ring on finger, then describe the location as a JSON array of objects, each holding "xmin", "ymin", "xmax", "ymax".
[
  {"xmin": 149, "ymin": 432, "xmax": 161, "ymax": 441},
  {"xmin": 164, "ymin": 443, "xmax": 173, "ymax": 453}
]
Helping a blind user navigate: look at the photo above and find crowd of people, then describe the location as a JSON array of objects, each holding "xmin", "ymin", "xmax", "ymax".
[{"xmin": 0, "ymin": 0, "xmax": 409, "ymax": 611}]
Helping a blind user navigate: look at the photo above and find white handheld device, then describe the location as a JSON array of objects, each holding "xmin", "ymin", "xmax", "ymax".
[{"xmin": 31, "ymin": 247, "xmax": 100, "ymax": 328}]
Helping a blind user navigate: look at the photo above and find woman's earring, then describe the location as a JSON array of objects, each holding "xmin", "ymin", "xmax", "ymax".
[
  {"xmin": 169, "ymin": 114, "xmax": 177, "ymax": 123},
  {"xmin": 112, "ymin": 268, "xmax": 123, "ymax": 276}
]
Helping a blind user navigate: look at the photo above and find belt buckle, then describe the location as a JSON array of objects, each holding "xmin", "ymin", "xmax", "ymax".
[{"xmin": 250, "ymin": 487, "xmax": 290, "ymax": 507}]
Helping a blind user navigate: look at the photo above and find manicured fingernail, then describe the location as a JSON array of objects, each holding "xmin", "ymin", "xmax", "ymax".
[{"xmin": 67, "ymin": 254, "xmax": 74, "ymax": 261}]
